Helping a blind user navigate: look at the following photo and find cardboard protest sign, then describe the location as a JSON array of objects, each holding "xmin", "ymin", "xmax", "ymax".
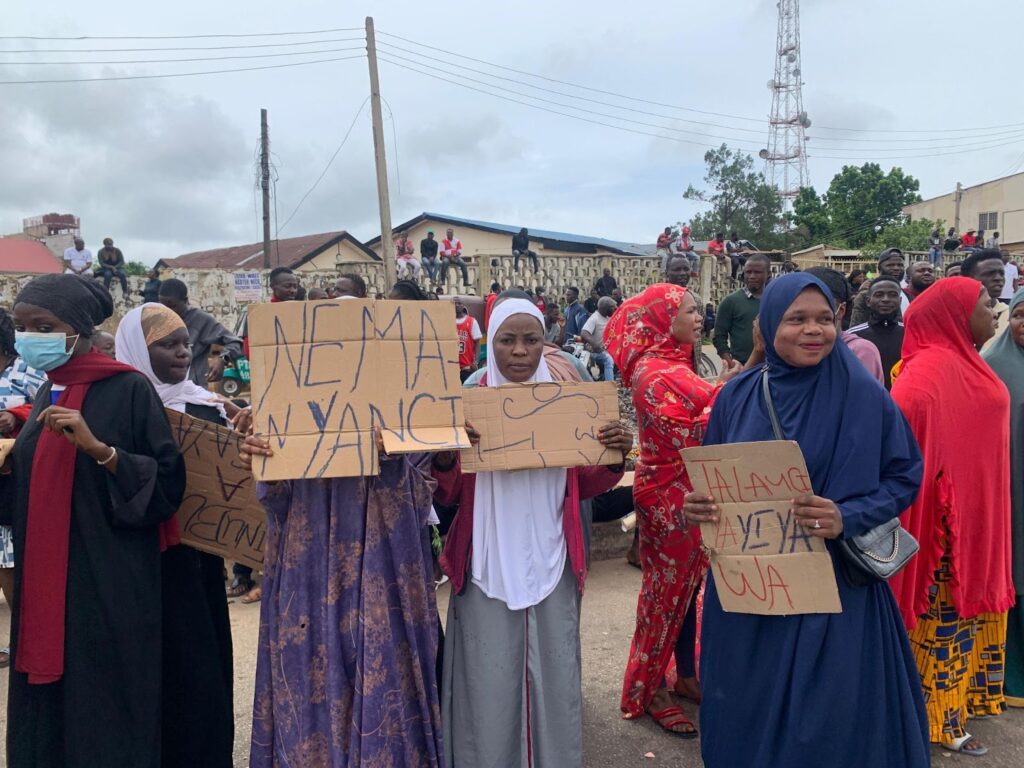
[
  {"xmin": 460, "ymin": 381, "xmax": 621, "ymax": 472},
  {"xmin": 680, "ymin": 441, "xmax": 841, "ymax": 615},
  {"xmin": 248, "ymin": 299, "xmax": 470, "ymax": 481},
  {"xmin": 168, "ymin": 409, "xmax": 265, "ymax": 570},
  {"xmin": 0, "ymin": 438, "xmax": 14, "ymax": 465}
]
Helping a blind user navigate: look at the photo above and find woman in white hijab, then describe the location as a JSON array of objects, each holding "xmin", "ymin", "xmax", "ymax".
[
  {"xmin": 116, "ymin": 303, "xmax": 235, "ymax": 768},
  {"xmin": 434, "ymin": 298, "xmax": 633, "ymax": 767}
]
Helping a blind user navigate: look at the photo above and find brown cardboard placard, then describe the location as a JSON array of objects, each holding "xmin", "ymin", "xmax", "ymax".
[
  {"xmin": 248, "ymin": 299, "xmax": 470, "ymax": 481},
  {"xmin": 167, "ymin": 409, "xmax": 265, "ymax": 570},
  {"xmin": 680, "ymin": 440, "xmax": 841, "ymax": 615},
  {"xmin": 460, "ymin": 381, "xmax": 622, "ymax": 472},
  {"xmin": 0, "ymin": 438, "xmax": 14, "ymax": 465}
]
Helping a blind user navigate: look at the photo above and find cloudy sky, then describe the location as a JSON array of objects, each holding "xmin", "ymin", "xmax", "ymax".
[{"xmin": 2, "ymin": 0, "xmax": 1022, "ymax": 264}]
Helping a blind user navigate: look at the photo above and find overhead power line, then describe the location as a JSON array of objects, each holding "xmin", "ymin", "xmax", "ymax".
[
  {"xmin": 0, "ymin": 36, "xmax": 364, "ymax": 54},
  {"xmin": 378, "ymin": 29, "xmax": 1024, "ymax": 138},
  {"xmin": 0, "ymin": 27, "xmax": 364, "ymax": 41},
  {"xmin": 0, "ymin": 53, "xmax": 365, "ymax": 85},
  {"xmin": 378, "ymin": 53, "xmax": 1024, "ymax": 161},
  {"xmin": 278, "ymin": 97, "xmax": 371, "ymax": 234},
  {"xmin": 0, "ymin": 46, "xmax": 366, "ymax": 66},
  {"xmin": 377, "ymin": 53, "xmax": 766, "ymax": 150},
  {"xmin": 379, "ymin": 45, "xmax": 1024, "ymax": 154},
  {"xmin": 377, "ymin": 55, "xmax": 763, "ymax": 152}
]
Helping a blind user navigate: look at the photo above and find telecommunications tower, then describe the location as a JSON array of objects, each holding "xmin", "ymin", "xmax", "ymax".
[{"xmin": 760, "ymin": 0, "xmax": 810, "ymax": 209}]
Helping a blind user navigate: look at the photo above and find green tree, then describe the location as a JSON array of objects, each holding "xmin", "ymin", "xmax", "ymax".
[
  {"xmin": 860, "ymin": 218, "xmax": 942, "ymax": 258},
  {"xmin": 792, "ymin": 186, "xmax": 830, "ymax": 245},
  {"xmin": 124, "ymin": 261, "xmax": 149, "ymax": 277},
  {"xmin": 683, "ymin": 144, "xmax": 784, "ymax": 248},
  {"xmin": 824, "ymin": 164, "xmax": 921, "ymax": 248}
]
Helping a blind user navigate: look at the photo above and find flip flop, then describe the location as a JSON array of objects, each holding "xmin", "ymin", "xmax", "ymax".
[
  {"xmin": 941, "ymin": 734, "xmax": 988, "ymax": 757},
  {"xmin": 647, "ymin": 704, "xmax": 698, "ymax": 739},
  {"xmin": 241, "ymin": 585, "xmax": 262, "ymax": 604}
]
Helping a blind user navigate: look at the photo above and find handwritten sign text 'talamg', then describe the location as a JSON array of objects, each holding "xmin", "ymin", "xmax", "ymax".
[{"xmin": 680, "ymin": 441, "xmax": 841, "ymax": 616}]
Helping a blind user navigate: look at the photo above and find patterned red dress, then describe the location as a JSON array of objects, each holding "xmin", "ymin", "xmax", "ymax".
[{"xmin": 605, "ymin": 283, "xmax": 716, "ymax": 717}]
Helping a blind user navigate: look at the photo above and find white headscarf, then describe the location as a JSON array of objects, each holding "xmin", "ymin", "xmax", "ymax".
[
  {"xmin": 115, "ymin": 303, "xmax": 226, "ymax": 419},
  {"xmin": 471, "ymin": 298, "xmax": 568, "ymax": 610}
]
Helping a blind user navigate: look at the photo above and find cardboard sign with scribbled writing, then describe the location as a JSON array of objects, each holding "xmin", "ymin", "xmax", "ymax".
[
  {"xmin": 168, "ymin": 409, "xmax": 265, "ymax": 569},
  {"xmin": 460, "ymin": 381, "xmax": 621, "ymax": 472},
  {"xmin": 680, "ymin": 441, "xmax": 841, "ymax": 615},
  {"xmin": 248, "ymin": 299, "xmax": 470, "ymax": 481}
]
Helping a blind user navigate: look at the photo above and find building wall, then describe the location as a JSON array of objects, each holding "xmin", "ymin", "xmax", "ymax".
[
  {"xmin": 904, "ymin": 173, "xmax": 1024, "ymax": 247},
  {"xmin": 295, "ymin": 239, "xmax": 378, "ymax": 272}
]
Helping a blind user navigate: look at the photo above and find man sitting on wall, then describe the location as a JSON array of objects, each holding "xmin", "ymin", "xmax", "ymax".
[{"xmin": 581, "ymin": 296, "xmax": 617, "ymax": 381}]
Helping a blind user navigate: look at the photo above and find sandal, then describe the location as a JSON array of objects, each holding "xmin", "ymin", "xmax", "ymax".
[
  {"xmin": 0, "ymin": 647, "xmax": 9, "ymax": 669},
  {"xmin": 226, "ymin": 577, "xmax": 253, "ymax": 598},
  {"xmin": 241, "ymin": 585, "xmax": 262, "ymax": 604},
  {"xmin": 941, "ymin": 734, "xmax": 988, "ymax": 757},
  {"xmin": 647, "ymin": 704, "xmax": 698, "ymax": 739}
]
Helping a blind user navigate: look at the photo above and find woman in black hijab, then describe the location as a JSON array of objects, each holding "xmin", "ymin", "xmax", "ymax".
[{"xmin": 1, "ymin": 275, "xmax": 185, "ymax": 768}]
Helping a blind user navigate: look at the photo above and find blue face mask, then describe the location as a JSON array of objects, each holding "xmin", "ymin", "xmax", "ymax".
[{"xmin": 15, "ymin": 331, "xmax": 79, "ymax": 372}]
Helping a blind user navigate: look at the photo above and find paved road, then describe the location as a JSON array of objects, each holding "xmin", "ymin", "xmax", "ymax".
[{"xmin": 1, "ymin": 560, "xmax": 1022, "ymax": 766}]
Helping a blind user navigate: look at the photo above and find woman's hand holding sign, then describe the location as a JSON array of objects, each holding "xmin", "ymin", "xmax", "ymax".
[{"xmin": 790, "ymin": 494, "xmax": 844, "ymax": 539}]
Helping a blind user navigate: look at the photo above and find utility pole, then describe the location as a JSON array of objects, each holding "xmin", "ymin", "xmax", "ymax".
[
  {"xmin": 260, "ymin": 108, "xmax": 272, "ymax": 269},
  {"xmin": 953, "ymin": 181, "xmax": 963, "ymax": 234},
  {"xmin": 365, "ymin": 17, "xmax": 396, "ymax": 288}
]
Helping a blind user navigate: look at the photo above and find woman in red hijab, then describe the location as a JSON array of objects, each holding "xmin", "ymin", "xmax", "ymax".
[
  {"xmin": 606, "ymin": 283, "xmax": 742, "ymax": 735},
  {"xmin": 890, "ymin": 276, "xmax": 1014, "ymax": 757}
]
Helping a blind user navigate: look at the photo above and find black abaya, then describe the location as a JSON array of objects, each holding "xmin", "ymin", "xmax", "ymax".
[
  {"xmin": 159, "ymin": 402, "xmax": 235, "ymax": 768},
  {"xmin": 1, "ymin": 373, "xmax": 185, "ymax": 768}
]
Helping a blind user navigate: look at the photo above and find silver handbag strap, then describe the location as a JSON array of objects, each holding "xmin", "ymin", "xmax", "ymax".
[{"xmin": 761, "ymin": 367, "xmax": 786, "ymax": 441}]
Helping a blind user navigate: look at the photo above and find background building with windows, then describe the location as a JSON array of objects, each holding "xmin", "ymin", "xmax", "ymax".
[{"xmin": 903, "ymin": 171, "xmax": 1024, "ymax": 251}]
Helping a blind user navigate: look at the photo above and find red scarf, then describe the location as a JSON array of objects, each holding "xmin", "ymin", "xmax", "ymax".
[
  {"xmin": 16, "ymin": 351, "xmax": 179, "ymax": 684},
  {"xmin": 889, "ymin": 278, "xmax": 1014, "ymax": 628}
]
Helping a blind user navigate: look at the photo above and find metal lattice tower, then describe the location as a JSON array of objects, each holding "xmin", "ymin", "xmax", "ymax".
[{"xmin": 762, "ymin": 0, "xmax": 810, "ymax": 208}]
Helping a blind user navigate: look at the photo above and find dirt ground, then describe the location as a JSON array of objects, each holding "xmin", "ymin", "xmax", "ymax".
[{"xmin": 0, "ymin": 559, "xmax": 1022, "ymax": 766}]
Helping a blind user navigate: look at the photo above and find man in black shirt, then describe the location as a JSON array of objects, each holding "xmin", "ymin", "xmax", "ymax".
[
  {"xmin": 594, "ymin": 268, "xmax": 617, "ymax": 297},
  {"xmin": 512, "ymin": 227, "xmax": 539, "ymax": 273},
  {"xmin": 96, "ymin": 237, "xmax": 128, "ymax": 295},
  {"xmin": 420, "ymin": 230, "xmax": 440, "ymax": 282},
  {"xmin": 848, "ymin": 277, "xmax": 904, "ymax": 390}
]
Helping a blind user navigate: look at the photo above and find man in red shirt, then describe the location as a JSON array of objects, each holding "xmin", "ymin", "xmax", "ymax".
[
  {"xmin": 961, "ymin": 228, "xmax": 978, "ymax": 249},
  {"xmin": 455, "ymin": 298, "xmax": 483, "ymax": 382},
  {"xmin": 707, "ymin": 232, "xmax": 727, "ymax": 260},
  {"xmin": 441, "ymin": 227, "xmax": 470, "ymax": 288}
]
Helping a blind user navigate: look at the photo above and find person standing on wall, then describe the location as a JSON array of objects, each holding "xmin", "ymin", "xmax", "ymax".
[
  {"xmin": 712, "ymin": 253, "xmax": 769, "ymax": 366},
  {"xmin": 594, "ymin": 268, "xmax": 617, "ymax": 298}
]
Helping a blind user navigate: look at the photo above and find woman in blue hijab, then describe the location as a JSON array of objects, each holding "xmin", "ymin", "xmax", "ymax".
[{"xmin": 684, "ymin": 273, "xmax": 930, "ymax": 768}]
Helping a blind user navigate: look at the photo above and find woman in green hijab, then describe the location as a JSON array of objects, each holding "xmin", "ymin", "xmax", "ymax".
[{"xmin": 984, "ymin": 286, "xmax": 1024, "ymax": 706}]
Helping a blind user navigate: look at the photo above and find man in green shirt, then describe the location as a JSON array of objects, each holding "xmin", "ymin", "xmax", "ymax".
[{"xmin": 713, "ymin": 253, "xmax": 770, "ymax": 365}]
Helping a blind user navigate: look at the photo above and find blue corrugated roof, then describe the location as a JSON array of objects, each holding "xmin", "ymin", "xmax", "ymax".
[{"xmin": 408, "ymin": 212, "xmax": 657, "ymax": 256}]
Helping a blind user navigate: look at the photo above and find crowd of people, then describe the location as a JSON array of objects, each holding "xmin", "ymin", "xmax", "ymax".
[{"xmin": 0, "ymin": 233, "xmax": 1021, "ymax": 767}]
